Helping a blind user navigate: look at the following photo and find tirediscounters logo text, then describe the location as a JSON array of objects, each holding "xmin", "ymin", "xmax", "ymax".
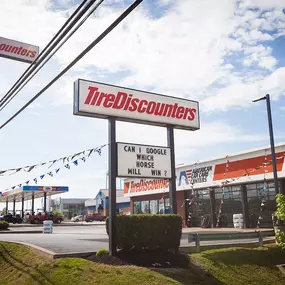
[
  {"xmin": 74, "ymin": 79, "xmax": 200, "ymax": 130},
  {"xmin": 0, "ymin": 37, "xmax": 39, "ymax": 63},
  {"xmin": 124, "ymin": 179, "xmax": 169, "ymax": 196}
]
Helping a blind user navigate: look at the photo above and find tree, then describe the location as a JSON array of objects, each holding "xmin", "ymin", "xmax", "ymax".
[
  {"xmin": 1, "ymin": 207, "xmax": 7, "ymax": 215},
  {"xmin": 53, "ymin": 210, "xmax": 63, "ymax": 216}
]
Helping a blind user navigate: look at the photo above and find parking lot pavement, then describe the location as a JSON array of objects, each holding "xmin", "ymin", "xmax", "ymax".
[
  {"xmin": 0, "ymin": 225, "xmax": 109, "ymax": 253},
  {"xmin": 9, "ymin": 221, "xmax": 105, "ymax": 227},
  {"xmin": 0, "ymin": 224, "xmax": 275, "ymax": 254}
]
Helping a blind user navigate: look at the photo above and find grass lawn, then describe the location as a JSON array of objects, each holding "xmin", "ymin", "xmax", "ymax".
[
  {"xmin": 191, "ymin": 244, "xmax": 285, "ymax": 285},
  {"xmin": 0, "ymin": 242, "xmax": 285, "ymax": 285},
  {"xmin": 0, "ymin": 242, "xmax": 181, "ymax": 285}
]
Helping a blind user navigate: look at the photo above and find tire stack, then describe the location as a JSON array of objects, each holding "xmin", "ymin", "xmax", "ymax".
[{"xmin": 233, "ymin": 214, "xmax": 244, "ymax": 229}]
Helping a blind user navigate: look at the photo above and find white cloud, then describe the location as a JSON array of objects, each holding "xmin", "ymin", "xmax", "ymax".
[{"xmin": 202, "ymin": 66, "xmax": 285, "ymax": 111}]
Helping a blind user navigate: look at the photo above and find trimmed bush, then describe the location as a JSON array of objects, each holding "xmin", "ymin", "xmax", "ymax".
[
  {"xmin": 106, "ymin": 214, "xmax": 182, "ymax": 251},
  {"xmin": 0, "ymin": 221, "xmax": 9, "ymax": 230},
  {"xmin": 96, "ymin": 249, "xmax": 109, "ymax": 256}
]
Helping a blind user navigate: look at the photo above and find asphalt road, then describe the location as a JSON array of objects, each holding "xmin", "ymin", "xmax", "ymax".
[{"xmin": 0, "ymin": 225, "xmax": 273, "ymax": 254}]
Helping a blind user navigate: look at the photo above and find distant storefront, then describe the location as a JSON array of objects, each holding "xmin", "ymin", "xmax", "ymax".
[
  {"xmin": 85, "ymin": 189, "xmax": 130, "ymax": 216},
  {"xmin": 124, "ymin": 143, "xmax": 285, "ymax": 228},
  {"xmin": 51, "ymin": 198, "xmax": 89, "ymax": 219}
]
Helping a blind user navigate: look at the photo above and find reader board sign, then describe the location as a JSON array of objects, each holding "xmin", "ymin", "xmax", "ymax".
[
  {"xmin": 0, "ymin": 37, "xmax": 39, "ymax": 64},
  {"xmin": 74, "ymin": 79, "xmax": 200, "ymax": 130},
  {"xmin": 117, "ymin": 143, "xmax": 171, "ymax": 179}
]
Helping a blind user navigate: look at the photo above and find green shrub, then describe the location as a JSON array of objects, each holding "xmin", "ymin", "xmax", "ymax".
[
  {"xmin": 274, "ymin": 194, "xmax": 285, "ymax": 249},
  {"xmin": 275, "ymin": 194, "xmax": 285, "ymax": 221},
  {"xmin": 96, "ymin": 249, "xmax": 109, "ymax": 256},
  {"xmin": 276, "ymin": 229, "xmax": 285, "ymax": 249},
  {"xmin": 0, "ymin": 221, "xmax": 9, "ymax": 230},
  {"xmin": 106, "ymin": 214, "xmax": 182, "ymax": 251}
]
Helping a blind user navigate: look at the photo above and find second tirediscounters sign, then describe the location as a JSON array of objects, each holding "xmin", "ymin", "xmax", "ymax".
[
  {"xmin": 117, "ymin": 143, "xmax": 171, "ymax": 179},
  {"xmin": 0, "ymin": 36, "xmax": 39, "ymax": 64},
  {"xmin": 74, "ymin": 79, "xmax": 200, "ymax": 130}
]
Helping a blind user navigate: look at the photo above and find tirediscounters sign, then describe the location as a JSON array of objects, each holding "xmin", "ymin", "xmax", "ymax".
[
  {"xmin": 0, "ymin": 36, "xmax": 39, "ymax": 64},
  {"xmin": 117, "ymin": 143, "xmax": 171, "ymax": 179},
  {"xmin": 74, "ymin": 79, "xmax": 200, "ymax": 130}
]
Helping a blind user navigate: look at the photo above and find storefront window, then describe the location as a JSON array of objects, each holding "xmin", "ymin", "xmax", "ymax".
[
  {"xmin": 134, "ymin": 201, "xmax": 141, "ymax": 214},
  {"xmin": 150, "ymin": 200, "xmax": 158, "ymax": 214},
  {"xmin": 215, "ymin": 186, "xmax": 242, "ymax": 227},
  {"xmin": 165, "ymin": 198, "xmax": 170, "ymax": 214},
  {"xmin": 141, "ymin": 201, "xmax": 150, "ymax": 214},
  {"xmin": 158, "ymin": 199, "xmax": 165, "ymax": 214},
  {"xmin": 246, "ymin": 181, "xmax": 279, "ymax": 228}
]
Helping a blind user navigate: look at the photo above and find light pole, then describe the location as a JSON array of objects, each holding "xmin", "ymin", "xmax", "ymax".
[{"xmin": 253, "ymin": 94, "xmax": 279, "ymax": 195}]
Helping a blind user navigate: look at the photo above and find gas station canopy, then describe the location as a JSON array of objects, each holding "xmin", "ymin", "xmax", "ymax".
[{"xmin": 0, "ymin": 186, "xmax": 69, "ymax": 202}]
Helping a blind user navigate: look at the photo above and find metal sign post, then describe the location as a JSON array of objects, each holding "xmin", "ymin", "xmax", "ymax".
[
  {"xmin": 167, "ymin": 126, "xmax": 177, "ymax": 214},
  {"xmin": 108, "ymin": 117, "xmax": 117, "ymax": 255}
]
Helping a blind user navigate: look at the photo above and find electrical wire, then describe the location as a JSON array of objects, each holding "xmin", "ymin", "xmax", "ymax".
[
  {"xmin": 0, "ymin": 0, "xmax": 97, "ymax": 109},
  {"xmin": 0, "ymin": 0, "xmax": 143, "ymax": 130},
  {"xmin": 0, "ymin": 0, "xmax": 104, "ymax": 111}
]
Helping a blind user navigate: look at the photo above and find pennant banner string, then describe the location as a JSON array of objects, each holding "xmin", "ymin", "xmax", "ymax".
[
  {"xmin": 0, "ymin": 144, "xmax": 107, "ymax": 176},
  {"xmin": 1, "ymin": 144, "xmax": 107, "ymax": 194}
]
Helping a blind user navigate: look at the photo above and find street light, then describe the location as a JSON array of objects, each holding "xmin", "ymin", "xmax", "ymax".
[{"xmin": 253, "ymin": 94, "xmax": 279, "ymax": 195}]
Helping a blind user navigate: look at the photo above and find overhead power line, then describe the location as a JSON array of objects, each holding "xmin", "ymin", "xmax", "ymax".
[
  {"xmin": 0, "ymin": 0, "xmax": 97, "ymax": 110},
  {"xmin": 0, "ymin": 0, "xmax": 104, "ymax": 111},
  {"xmin": 0, "ymin": 0, "xmax": 143, "ymax": 130}
]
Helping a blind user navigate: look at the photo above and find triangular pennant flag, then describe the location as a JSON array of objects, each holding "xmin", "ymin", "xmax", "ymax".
[
  {"xmin": 65, "ymin": 164, "xmax": 70, "ymax": 170},
  {"xmin": 34, "ymin": 178, "xmax": 38, "ymax": 184},
  {"xmin": 95, "ymin": 148, "xmax": 102, "ymax": 156},
  {"xmin": 26, "ymin": 165, "xmax": 36, "ymax": 172},
  {"xmin": 88, "ymin": 149, "xmax": 94, "ymax": 157},
  {"xmin": 18, "ymin": 184, "xmax": 22, "ymax": 187},
  {"xmin": 48, "ymin": 160, "xmax": 58, "ymax": 168},
  {"xmin": 25, "ymin": 181, "xmax": 30, "ymax": 184},
  {"xmin": 40, "ymin": 174, "xmax": 45, "ymax": 180},
  {"xmin": 41, "ymin": 162, "xmax": 46, "ymax": 166},
  {"xmin": 12, "ymin": 186, "xmax": 16, "ymax": 190},
  {"xmin": 10, "ymin": 168, "xmax": 22, "ymax": 175},
  {"xmin": 71, "ymin": 152, "xmax": 81, "ymax": 160},
  {"xmin": 81, "ymin": 157, "xmax": 86, "ymax": 163},
  {"xmin": 48, "ymin": 172, "xmax": 53, "ymax": 177},
  {"xmin": 73, "ymin": 160, "xmax": 78, "ymax": 166},
  {"xmin": 63, "ymin": 157, "xmax": 67, "ymax": 164},
  {"xmin": 0, "ymin": 170, "xmax": 6, "ymax": 175},
  {"xmin": 56, "ymin": 168, "xmax": 60, "ymax": 174}
]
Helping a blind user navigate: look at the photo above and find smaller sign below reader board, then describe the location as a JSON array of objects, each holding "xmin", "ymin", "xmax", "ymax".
[{"xmin": 117, "ymin": 143, "xmax": 171, "ymax": 179}]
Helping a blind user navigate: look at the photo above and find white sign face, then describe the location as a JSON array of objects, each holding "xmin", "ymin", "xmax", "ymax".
[
  {"xmin": 0, "ymin": 37, "xmax": 39, "ymax": 63},
  {"xmin": 117, "ymin": 143, "xmax": 171, "ymax": 179},
  {"xmin": 74, "ymin": 79, "xmax": 200, "ymax": 131}
]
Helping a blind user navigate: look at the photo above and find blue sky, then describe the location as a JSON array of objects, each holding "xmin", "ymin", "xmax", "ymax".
[{"xmin": 0, "ymin": 0, "xmax": 285, "ymax": 211}]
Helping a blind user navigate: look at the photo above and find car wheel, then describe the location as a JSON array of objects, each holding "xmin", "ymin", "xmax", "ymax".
[
  {"xmin": 56, "ymin": 218, "xmax": 62, "ymax": 224},
  {"xmin": 76, "ymin": 219, "xmax": 79, "ymax": 222}
]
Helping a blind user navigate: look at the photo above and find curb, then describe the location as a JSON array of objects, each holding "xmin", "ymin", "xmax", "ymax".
[
  {"xmin": 9, "ymin": 223, "xmax": 106, "ymax": 228},
  {"xmin": 2, "ymin": 241, "xmax": 56, "ymax": 259},
  {"xmin": 0, "ymin": 230, "xmax": 42, "ymax": 234}
]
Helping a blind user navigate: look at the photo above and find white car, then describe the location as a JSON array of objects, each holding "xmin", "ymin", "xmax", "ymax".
[{"xmin": 71, "ymin": 215, "xmax": 83, "ymax": 222}]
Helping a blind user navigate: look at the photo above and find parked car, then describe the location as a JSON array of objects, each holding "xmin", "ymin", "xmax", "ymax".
[
  {"xmin": 71, "ymin": 215, "xmax": 83, "ymax": 222},
  {"xmin": 0, "ymin": 213, "xmax": 23, "ymax": 224},
  {"xmin": 27, "ymin": 212, "xmax": 63, "ymax": 224},
  {"xmin": 84, "ymin": 214, "xmax": 106, "ymax": 222}
]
